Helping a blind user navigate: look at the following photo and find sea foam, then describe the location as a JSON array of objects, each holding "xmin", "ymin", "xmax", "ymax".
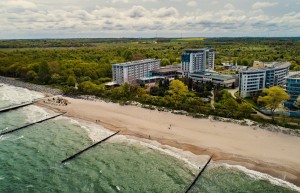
[
  {"xmin": 22, "ymin": 105, "xmax": 52, "ymax": 124},
  {"xmin": 220, "ymin": 163, "xmax": 300, "ymax": 192},
  {"xmin": 0, "ymin": 84, "xmax": 44, "ymax": 105}
]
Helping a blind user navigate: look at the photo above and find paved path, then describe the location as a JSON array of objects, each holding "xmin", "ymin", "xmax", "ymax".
[{"xmin": 226, "ymin": 88, "xmax": 271, "ymax": 120}]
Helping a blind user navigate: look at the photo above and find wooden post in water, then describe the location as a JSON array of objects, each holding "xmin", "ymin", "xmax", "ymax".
[
  {"xmin": 61, "ymin": 131, "xmax": 120, "ymax": 164},
  {"xmin": 0, "ymin": 112, "xmax": 66, "ymax": 135},
  {"xmin": 183, "ymin": 155, "xmax": 214, "ymax": 193}
]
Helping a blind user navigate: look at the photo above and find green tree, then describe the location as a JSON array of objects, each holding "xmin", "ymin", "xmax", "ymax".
[
  {"xmin": 237, "ymin": 103, "xmax": 253, "ymax": 118},
  {"xmin": 38, "ymin": 61, "xmax": 51, "ymax": 84},
  {"xmin": 78, "ymin": 81, "xmax": 98, "ymax": 94},
  {"xmin": 67, "ymin": 75, "xmax": 76, "ymax": 86},
  {"xmin": 168, "ymin": 80, "xmax": 189, "ymax": 101},
  {"xmin": 50, "ymin": 73, "xmax": 62, "ymax": 84},
  {"xmin": 160, "ymin": 58, "xmax": 171, "ymax": 66},
  {"xmin": 258, "ymin": 86, "xmax": 290, "ymax": 122},
  {"xmin": 223, "ymin": 97, "xmax": 238, "ymax": 117},
  {"xmin": 26, "ymin": 70, "xmax": 37, "ymax": 81}
]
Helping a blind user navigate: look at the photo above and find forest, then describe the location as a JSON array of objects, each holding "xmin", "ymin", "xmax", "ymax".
[{"xmin": 0, "ymin": 37, "xmax": 299, "ymax": 127}]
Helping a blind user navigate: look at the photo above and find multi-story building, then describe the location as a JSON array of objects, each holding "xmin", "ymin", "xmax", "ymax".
[
  {"xmin": 112, "ymin": 59, "xmax": 160, "ymax": 85},
  {"xmin": 189, "ymin": 71, "xmax": 238, "ymax": 88},
  {"xmin": 181, "ymin": 48, "xmax": 215, "ymax": 76},
  {"xmin": 285, "ymin": 72, "xmax": 300, "ymax": 108},
  {"xmin": 239, "ymin": 61, "xmax": 290, "ymax": 98}
]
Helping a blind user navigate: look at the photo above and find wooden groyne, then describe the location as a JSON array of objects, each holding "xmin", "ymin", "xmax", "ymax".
[
  {"xmin": 61, "ymin": 131, "xmax": 120, "ymax": 164},
  {"xmin": 0, "ymin": 101, "xmax": 34, "ymax": 113},
  {"xmin": 183, "ymin": 155, "xmax": 214, "ymax": 193},
  {"xmin": 0, "ymin": 97, "xmax": 46, "ymax": 113},
  {"xmin": 0, "ymin": 112, "xmax": 66, "ymax": 136}
]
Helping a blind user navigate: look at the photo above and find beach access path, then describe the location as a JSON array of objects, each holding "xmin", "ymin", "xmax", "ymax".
[{"xmin": 37, "ymin": 97, "xmax": 300, "ymax": 186}]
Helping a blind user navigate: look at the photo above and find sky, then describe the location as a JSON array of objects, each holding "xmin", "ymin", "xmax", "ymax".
[{"xmin": 0, "ymin": 0, "xmax": 299, "ymax": 39}]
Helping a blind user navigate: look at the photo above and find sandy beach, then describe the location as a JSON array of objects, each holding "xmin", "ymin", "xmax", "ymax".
[{"xmin": 37, "ymin": 97, "xmax": 300, "ymax": 187}]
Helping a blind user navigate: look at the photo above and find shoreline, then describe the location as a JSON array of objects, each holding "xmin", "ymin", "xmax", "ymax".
[
  {"xmin": 1, "ymin": 79, "xmax": 300, "ymax": 188},
  {"xmin": 36, "ymin": 98, "xmax": 300, "ymax": 188}
]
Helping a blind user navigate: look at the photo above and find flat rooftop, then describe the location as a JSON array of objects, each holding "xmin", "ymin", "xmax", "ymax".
[
  {"xmin": 190, "ymin": 71, "xmax": 236, "ymax": 80},
  {"xmin": 241, "ymin": 62, "xmax": 290, "ymax": 72},
  {"xmin": 112, "ymin": 59, "xmax": 160, "ymax": 67},
  {"xmin": 138, "ymin": 76, "xmax": 163, "ymax": 81},
  {"xmin": 183, "ymin": 47, "xmax": 214, "ymax": 53},
  {"xmin": 151, "ymin": 67, "xmax": 180, "ymax": 73},
  {"xmin": 287, "ymin": 71, "xmax": 300, "ymax": 79}
]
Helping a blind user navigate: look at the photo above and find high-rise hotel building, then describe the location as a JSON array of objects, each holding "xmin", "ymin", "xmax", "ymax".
[
  {"xmin": 181, "ymin": 48, "xmax": 215, "ymax": 76},
  {"xmin": 112, "ymin": 59, "xmax": 160, "ymax": 85},
  {"xmin": 239, "ymin": 61, "xmax": 290, "ymax": 98}
]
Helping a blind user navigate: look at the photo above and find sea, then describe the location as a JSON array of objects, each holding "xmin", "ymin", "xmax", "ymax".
[{"xmin": 0, "ymin": 84, "xmax": 299, "ymax": 193}]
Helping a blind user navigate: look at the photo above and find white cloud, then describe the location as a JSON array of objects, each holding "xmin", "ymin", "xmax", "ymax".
[
  {"xmin": 155, "ymin": 7, "xmax": 178, "ymax": 18},
  {"xmin": 128, "ymin": 6, "xmax": 147, "ymax": 18},
  {"xmin": 111, "ymin": 0, "xmax": 129, "ymax": 3},
  {"xmin": 0, "ymin": 0, "xmax": 298, "ymax": 38},
  {"xmin": 187, "ymin": 1, "xmax": 197, "ymax": 7},
  {"xmin": 252, "ymin": 2, "xmax": 278, "ymax": 9},
  {"xmin": 224, "ymin": 3, "xmax": 235, "ymax": 9},
  {"xmin": 0, "ymin": 0, "xmax": 37, "ymax": 11}
]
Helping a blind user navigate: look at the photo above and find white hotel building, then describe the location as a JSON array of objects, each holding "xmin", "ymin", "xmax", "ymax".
[
  {"xmin": 239, "ymin": 62, "xmax": 290, "ymax": 98},
  {"xmin": 181, "ymin": 48, "xmax": 215, "ymax": 76},
  {"xmin": 112, "ymin": 59, "xmax": 160, "ymax": 85}
]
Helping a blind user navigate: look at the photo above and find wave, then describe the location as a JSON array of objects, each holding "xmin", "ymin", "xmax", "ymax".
[
  {"xmin": 0, "ymin": 127, "xmax": 9, "ymax": 132},
  {"xmin": 0, "ymin": 135, "xmax": 11, "ymax": 142},
  {"xmin": 57, "ymin": 116, "xmax": 300, "ymax": 191},
  {"xmin": 0, "ymin": 84, "xmax": 44, "ymax": 106},
  {"xmin": 22, "ymin": 105, "xmax": 52, "ymax": 124},
  {"xmin": 12, "ymin": 135, "xmax": 24, "ymax": 141},
  {"xmin": 62, "ymin": 116, "xmax": 208, "ymax": 170},
  {"xmin": 220, "ymin": 163, "xmax": 300, "ymax": 192}
]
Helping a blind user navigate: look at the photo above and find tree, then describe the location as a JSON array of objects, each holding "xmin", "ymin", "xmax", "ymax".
[
  {"xmin": 168, "ymin": 80, "xmax": 189, "ymax": 101},
  {"xmin": 223, "ymin": 97, "xmax": 238, "ymax": 117},
  {"xmin": 67, "ymin": 75, "xmax": 76, "ymax": 87},
  {"xmin": 38, "ymin": 61, "xmax": 51, "ymax": 84},
  {"xmin": 26, "ymin": 70, "xmax": 37, "ymax": 81},
  {"xmin": 258, "ymin": 86, "xmax": 290, "ymax": 122},
  {"xmin": 78, "ymin": 81, "xmax": 98, "ymax": 94},
  {"xmin": 50, "ymin": 73, "xmax": 62, "ymax": 84},
  {"xmin": 237, "ymin": 103, "xmax": 253, "ymax": 118},
  {"xmin": 160, "ymin": 58, "xmax": 171, "ymax": 66}
]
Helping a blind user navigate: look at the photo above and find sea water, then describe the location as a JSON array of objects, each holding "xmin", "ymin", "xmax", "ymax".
[{"xmin": 0, "ymin": 84, "xmax": 299, "ymax": 193}]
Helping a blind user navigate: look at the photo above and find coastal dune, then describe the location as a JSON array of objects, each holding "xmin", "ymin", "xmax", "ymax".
[{"xmin": 38, "ymin": 97, "xmax": 300, "ymax": 186}]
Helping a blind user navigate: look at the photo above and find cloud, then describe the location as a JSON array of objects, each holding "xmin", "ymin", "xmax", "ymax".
[
  {"xmin": 0, "ymin": 0, "xmax": 37, "ymax": 11},
  {"xmin": 111, "ymin": 0, "xmax": 129, "ymax": 3},
  {"xmin": 252, "ymin": 2, "xmax": 278, "ymax": 9},
  {"xmin": 128, "ymin": 6, "xmax": 147, "ymax": 18},
  {"xmin": 0, "ymin": 1, "xmax": 299, "ymax": 38},
  {"xmin": 224, "ymin": 3, "xmax": 235, "ymax": 10},
  {"xmin": 155, "ymin": 7, "xmax": 178, "ymax": 18},
  {"xmin": 187, "ymin": 1, "xmax": 197, "ymax": 7}
]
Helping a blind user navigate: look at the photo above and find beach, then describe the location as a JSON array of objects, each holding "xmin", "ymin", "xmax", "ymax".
[{"xmin": 37, "ymin": 97, "xmax": 300, "ymax": 187}]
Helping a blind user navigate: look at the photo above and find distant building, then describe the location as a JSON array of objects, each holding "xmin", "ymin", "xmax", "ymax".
[
  {"xmin": 189, "ymin": 72, "xmax": 238, "ymax": 88},
  {"xmin": 285, "ymin": 72, "xmax": 300, "ymax": 108},
  {"xmin": 112, "ymin": 59, "xmax": 160, "ymax": 85},
  {"xmin": 181, "ymin": 48, "xmax": 215, "ymax": 76},
  {"xmin": 239, "ymin": 61, "xmax": 290, "ymax": 98},
  {"xmin": 150, "ymin": 65, "xmax": 182, "ymax": 79}
]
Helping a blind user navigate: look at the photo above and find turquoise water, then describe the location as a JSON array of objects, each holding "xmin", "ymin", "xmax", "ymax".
[{"xmin": 0, "ymin": 84, "xmax": 299, "ymax": 193}]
